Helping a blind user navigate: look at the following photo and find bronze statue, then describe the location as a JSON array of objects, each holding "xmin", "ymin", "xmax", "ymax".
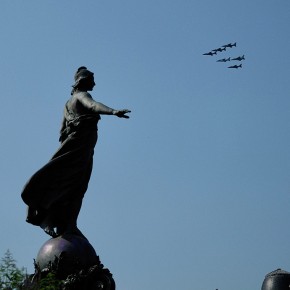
[{"xmin": 21, "ymin": 66, "xmax": 130, "ymax": 239}]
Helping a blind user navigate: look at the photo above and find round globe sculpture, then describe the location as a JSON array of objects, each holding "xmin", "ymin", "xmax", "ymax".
[
  {"xmin": 36, "ymin": 234, "xmax": 100, "ymax": 279},
  {"xmin": 262, "ymin": 269, "xmax": 290, "ymax": 290}
]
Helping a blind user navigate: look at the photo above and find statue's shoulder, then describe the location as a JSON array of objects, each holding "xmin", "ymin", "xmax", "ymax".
[{"xmin": 73, "ymin": 91, "xmax": 92, "ymax": 100}]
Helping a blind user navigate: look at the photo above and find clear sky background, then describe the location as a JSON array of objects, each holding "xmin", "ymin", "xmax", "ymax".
[{"xmin": 1, "ymin": 1, "xmax": 290, "ymax": 289}]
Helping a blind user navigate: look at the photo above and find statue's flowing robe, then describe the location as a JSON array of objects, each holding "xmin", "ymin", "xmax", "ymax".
[{"xmin": 21, "ymin": 92, "xmax": 101, "ymax": 226}]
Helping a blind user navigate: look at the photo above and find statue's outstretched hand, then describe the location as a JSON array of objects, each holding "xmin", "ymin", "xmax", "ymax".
[{"xmin": 113, "ymin": 109, "xmax": 131, "ymax": 118}]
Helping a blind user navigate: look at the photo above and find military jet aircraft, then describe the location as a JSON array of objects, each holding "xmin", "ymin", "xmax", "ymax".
[
  {"xmin": 228, "ymin": 64, "xmax": 242, "ymax": 69},
  {"xmin": 222, "ymin": 42, "xmax": 237, "ymax": 48},
  {"xmin": 212, "ymin": 47, "xmax": 226, "ymax": 53},
  {"xmin": 231, "ymin": 55, "xmax": 245, "ymax": 61},
  {"xmin": 203, "ymin": 51, "xmax": 217, "ymax": 56},
  {"xmin": 216, "ymin": 57, "xmax": 231, "ymax": 62}
]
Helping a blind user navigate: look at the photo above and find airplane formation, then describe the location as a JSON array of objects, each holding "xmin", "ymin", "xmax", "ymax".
[{"xmin": 203, "ymin": 42, "xmax": 245, "ymax": 69}]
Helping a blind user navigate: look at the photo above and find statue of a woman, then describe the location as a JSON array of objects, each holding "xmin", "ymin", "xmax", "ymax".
[{"xmin": 21, "ymin": 66, "xmax": 130, "ymax": 239}]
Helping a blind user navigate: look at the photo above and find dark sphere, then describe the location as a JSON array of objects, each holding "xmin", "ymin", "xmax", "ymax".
[
  {"xmin": 36, "ymin": 234, "xmax": 100, "ymax": 278},
  {"xmin": 262, "ymin": 269, "xmax": 290, "ymax": 290}
]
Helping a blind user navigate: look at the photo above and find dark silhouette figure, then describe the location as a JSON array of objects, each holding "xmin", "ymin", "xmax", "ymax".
[
  {"xmin": 21, "ymin": 66, "xmax": 130, "ymax": 238},
  {"xmin": 231, "ymin": 54, "xmax": 245, "ymax": 61},
  {"xmin": 222, "ymin": 42, "xmax": 237, "ymax": 48},
  {"xmin": 216, "ymin": 57, "xmax": 231, "ymax": 62},
  {"xmin": 203, "ymin": 51, "xmax": 217, "ymax": 56},
  {"xmin": 212, "ymin": 47, "xmax": 226, "ymax": 53},
  {"xmin": 228, "ymin": 64, "xmax": 242, "ymax": 69}
]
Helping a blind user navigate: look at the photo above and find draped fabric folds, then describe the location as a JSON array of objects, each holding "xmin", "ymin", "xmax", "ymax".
[{"xmin": 21, "ymin": 96, "xmax": 100, "ymax": 227}]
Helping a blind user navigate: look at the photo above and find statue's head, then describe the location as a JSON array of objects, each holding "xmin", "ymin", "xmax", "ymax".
[{"xmin": 72, "ymin": 66, "xmax": 95, "ymax": 91}]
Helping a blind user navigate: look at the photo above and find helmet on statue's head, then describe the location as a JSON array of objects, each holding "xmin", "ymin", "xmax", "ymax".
[{"xmin": 72, "ymin": 66, "xmax": 94, "ymax": 88}]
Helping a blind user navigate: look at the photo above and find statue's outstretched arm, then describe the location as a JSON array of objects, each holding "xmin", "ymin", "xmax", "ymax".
[{"xmin": 78, "ymin": 93, "xmax": 131, "ymax": 118}]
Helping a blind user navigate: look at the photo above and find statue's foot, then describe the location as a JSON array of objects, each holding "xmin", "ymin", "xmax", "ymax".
[
  {"xmin": 26, "ymin": 207, "xmax": 43, "ymax": 225},
  {"xmin": 44, "ymin": 227, "xmax": 58, "ymax": 238},
  {"xmin": 41, "ymin": 224, "xmax": 57, "ymax": 238}
]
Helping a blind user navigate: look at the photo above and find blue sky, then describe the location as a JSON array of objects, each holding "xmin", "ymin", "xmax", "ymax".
[{"xmin": 1, "ymin": 1, "xmax": 290, "ymax": 289}]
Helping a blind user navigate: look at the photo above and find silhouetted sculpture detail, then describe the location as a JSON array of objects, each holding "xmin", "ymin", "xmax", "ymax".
[
  {"xmin": 21, "ymin": 66, "xmax": 130, "ymax": 239},
  {"xmin": 262, "ymin": 268, "xmax": 290, "ymax": 290}
]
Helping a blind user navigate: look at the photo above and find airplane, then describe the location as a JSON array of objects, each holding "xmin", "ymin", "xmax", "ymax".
[
  {"xmin": 231, "ymin": 55, "xmax": 245, "ymax": 61},
  {"xmin": 212, "ymin": 47, "xmax": 226, "ymax": 53},
  {"xmin": 216, "ymin": 57, "xmax": 231, "ymax": 62},
  {"xmin": 222, "ymin": 42, "xmax": 237, "ymax": 48},
  {"xmin": 203, "ymin": 51, "xmax": 217, "ymax": 56},
  {"xmin": 228, "ymin": 64, "xmax": 242, "ymax": 69}
]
